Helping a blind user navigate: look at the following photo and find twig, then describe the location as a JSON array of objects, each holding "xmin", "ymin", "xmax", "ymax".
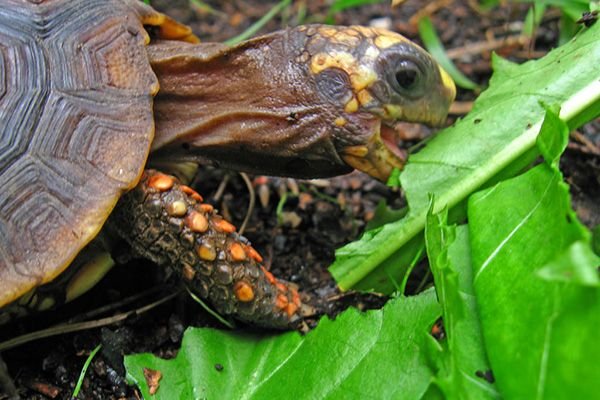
[
  {"xmin": 186, "ymin": 288, "xmax": 235, "ymax": 329},
  {"xmin": 238, "ymin": 172, "xmax": 255, "ymax": 235},
  {"xmin": 570, "ymin": 130, "xmax": 600, "ymax": 155},
  {"xmin": 445, "ymin": 34, "xmax": 529, "ymax": 60},
  {"xmin": 0, "ymin": 292, "xmax": 179, "ymax": 352},
  {"xmin": 67, "ymin": 285, "xmax": 167, "ymax": 323},
  {"xmin": 408, "ymin": 0, "xmax": 454, "ymax": 27},
  {"xmin": 212, "ymin": 174, "xmax": 230, "ymax": 202}
]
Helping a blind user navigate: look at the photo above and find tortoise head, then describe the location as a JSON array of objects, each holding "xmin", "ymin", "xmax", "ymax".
[
  {"xmin": 299, "ymin": 25, "xmax": 455, "ymax": 180},
  {"xmin": 150, "ymin": 25, "xmax": 455, "ymax": 181}
]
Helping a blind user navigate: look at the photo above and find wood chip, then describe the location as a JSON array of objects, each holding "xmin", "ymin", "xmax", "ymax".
[{"xmin": 143, "ymin": 368, "xmax": 162, "ymax": 395}]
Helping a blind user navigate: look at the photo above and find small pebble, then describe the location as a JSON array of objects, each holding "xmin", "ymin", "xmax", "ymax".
[{"xmin": 369, "ymin": 17, "xmax": 392, "ymax": 30}]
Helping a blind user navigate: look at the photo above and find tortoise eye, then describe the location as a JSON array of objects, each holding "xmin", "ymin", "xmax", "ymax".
[
  {"xmin": 376, "ymin": 45, "xmax": 430, "ymax": 101},
  {"xmin": 394, "ymin": 60, "xmax": 420, "ymax": 90}
]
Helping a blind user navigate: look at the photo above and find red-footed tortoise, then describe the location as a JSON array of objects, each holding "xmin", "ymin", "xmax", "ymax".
[{"xmin": 0, "ymin": 0, "xmax": 455, "ymax": 329}]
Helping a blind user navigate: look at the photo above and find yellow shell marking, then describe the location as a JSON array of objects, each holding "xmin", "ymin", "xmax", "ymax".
[{"xmin": 139, "ymin": 11, "xmax": 165, "ymax": 28}]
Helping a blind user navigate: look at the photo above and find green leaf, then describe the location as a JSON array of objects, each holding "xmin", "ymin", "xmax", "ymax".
[
  {"xmin": 593, "ymin": 224, "xmax": 600, "ymax": 255},
  {"xmin": 188, "ymin": 0, "xmax": 226, "ymax": 17},
  {"xmin": 365, "ymin": 200, "xmax": 407, "ymax": 230},
  {"xmin": 224, "ymin": 0, "xmax": 291, "ymax": 46},
  {"xmin": 537, "ymin": 240, "xmax": 600, "ymax": 287},
  {"xmin": 325, "ymin": 0, "xmax": 387, "ymax": 24},
  {"xmin": 477, "ymin": 0, "xmax": 500, "ymax": 11},
  {"xmin": 386, "ymin": 167, "xmax": 402, "ymax": 188},
  {"xmin": 418, "ymin": 17, "xmax": 479, "ymax": 90},
  {"xmin": 425, "ymin": 208, "xmax": 498, "ymax": 399},
  {"xmin": 545, "ymin": 0, "xmax": 590, "ymax": 20},
  {"xmin": 73, "ymin": 344, "xmax": 102, "ymax": 399},
  {"xmin": 125, "ymin": 291, "xmax": 441, "ymax": 399},
  {"xmin": 536, "ymin": 103, "xmax": 569, "ymax": 166},
  {"xmin": 523, "ymin": 3, "xmax": 547, "ymax": 37},
  {"xmin": 330, "ymin": 18, "xmax": 600, "ymax": 293},
  {"xmin": 327, "ymin": 0, "xmax": 387, "ymax": 14},
  {"xmin": 558, "ymin": 13, "xmax": 578, "ymax": 45},
  {"xmin": 468, "ymin": 163, "xmax": 600, "ymax": 398}
]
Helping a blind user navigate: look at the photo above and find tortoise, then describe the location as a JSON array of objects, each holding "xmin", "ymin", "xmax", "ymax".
[{"xmin": 0, "ymin": 0, "xmax": 455, "ymax": 330}]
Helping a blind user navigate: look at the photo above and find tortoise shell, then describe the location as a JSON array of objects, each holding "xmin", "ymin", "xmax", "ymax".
[{"xmin": 0, "ymin": 0, "xmax": 196, "ymax": 306}]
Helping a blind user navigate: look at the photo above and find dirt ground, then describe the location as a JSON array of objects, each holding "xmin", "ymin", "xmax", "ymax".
[{"xmin": 1, "ymin": 1, "xmax": 598, "ymax": 399}]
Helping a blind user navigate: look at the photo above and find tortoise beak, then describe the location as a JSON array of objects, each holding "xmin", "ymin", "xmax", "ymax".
[
  {"xmin": 341, "ymin": 123, "xmax": 405, "ymax": 182},
  {"xmin": 342, "ymin": 65, "xmax": 456, "ymax": 182},
  {"xmin": 431, "ymin": 66, "xmax": 456, "ymax": 126}
]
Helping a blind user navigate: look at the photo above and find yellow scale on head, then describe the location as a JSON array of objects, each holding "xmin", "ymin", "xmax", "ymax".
[
  {"xmin": 310, "ymin": 50, "xmax": 378, "ymax": 113},
  {"xmin": 308, "ymin": 26, "xmax": 414, "ymax": 118}
]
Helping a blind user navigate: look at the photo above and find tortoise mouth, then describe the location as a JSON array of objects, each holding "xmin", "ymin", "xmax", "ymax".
[
  {"xmin": 380, "ymin": 121, "xmax": 407, "ymax": 159},
  {"xmin": 340, "ymin": 99, "xmax": 451, "ymax": 181},
  {"xmin": 340, "ymin": 119, "xmax": 407, "ymax": 182}
]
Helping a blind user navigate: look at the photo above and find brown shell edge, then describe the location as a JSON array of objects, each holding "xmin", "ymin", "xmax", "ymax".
[{"xmin": 0, "ymin": 0, "xmax": 197, "ymax": 306}]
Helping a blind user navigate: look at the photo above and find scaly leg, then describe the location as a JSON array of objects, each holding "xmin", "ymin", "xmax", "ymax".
[{"xmin": 109, "ymin": 170, "xmax": 303, "ymax": 329}]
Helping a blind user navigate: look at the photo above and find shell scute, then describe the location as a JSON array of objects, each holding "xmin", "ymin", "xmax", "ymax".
[{"xmin": 0, "ymin": 0, "xmax": 164, "ymax": 306}]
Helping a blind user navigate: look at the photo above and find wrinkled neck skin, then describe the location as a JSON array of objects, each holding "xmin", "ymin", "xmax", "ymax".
[{"xmin": 148, "ymin": 29, "xmax": 376, "ymax": 178}]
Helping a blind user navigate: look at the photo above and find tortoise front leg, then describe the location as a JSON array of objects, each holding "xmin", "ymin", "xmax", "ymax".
[{"xmin": 109, "ymin": 170, "xmax": 304, "ymax": 329}]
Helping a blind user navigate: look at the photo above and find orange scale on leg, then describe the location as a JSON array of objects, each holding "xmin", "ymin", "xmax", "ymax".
[
  {"xmin": 234, "ymin": 281, "xmax": 255, "ymax": 302},
  {"xmin": 275, "ymin": 294, "xmax": 289, "ymax": 310},
  {"xmin": 244, "ymin": 245, "xmax": 263, "ymax": 263},
  {"xmin": 197, "ymin": 203, "xmax": 214, "ymax": 213},
  {"xmin": 180, "ymin": 185, "xmax": 203, "ymax": 202},
  {"xmin": 228, "ymin": 242, "xmax": 247, "ymax": 261},
  {"xmin": 213, "ymin": 217, "xmax": 236, "ymax": 233},
  {"xmin": 147, "ymin": 173, "xmax": 175, "ymax": 191},
  {"xmin": 185, "ymin": 211, "xmax": 209, "ymax": 233},
  {"xmin": 285, "ymin": 302, "xmax": 299, "ymax": 317},
  {"xmin": 292, "ymin": 289, "xmax": 301, "ymax": 307},
  {"xmin": 260, "ymin": 266, "xmax": 277, "ymax": 285},
  {"xmin": 275, "ymin": 282, "xmax": 288, "ymax": 293}
]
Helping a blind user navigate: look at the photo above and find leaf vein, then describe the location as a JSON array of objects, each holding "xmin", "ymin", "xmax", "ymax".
[{"xmin": 474, "ymin": 175, "xmax": 555, "ymax": 282}]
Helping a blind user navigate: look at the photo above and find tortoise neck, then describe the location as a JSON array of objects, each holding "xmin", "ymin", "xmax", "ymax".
[
  {"xmin": 147, "ymin": 32, "xmax": 351, "ymax": 179},
  {"xmin": 147, "ymin": 39, "xmax": 234, "ymax": 152}
]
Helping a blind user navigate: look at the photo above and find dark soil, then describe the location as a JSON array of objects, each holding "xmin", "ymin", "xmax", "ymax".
[{"xmin": 1, "ymin": 1, "xmax": 598, "ymax": 399}]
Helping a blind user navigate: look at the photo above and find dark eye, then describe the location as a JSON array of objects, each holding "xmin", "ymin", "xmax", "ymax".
[{"xmin": 395, "ymin": 61, "xmax": 420, "ymax": 90}]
